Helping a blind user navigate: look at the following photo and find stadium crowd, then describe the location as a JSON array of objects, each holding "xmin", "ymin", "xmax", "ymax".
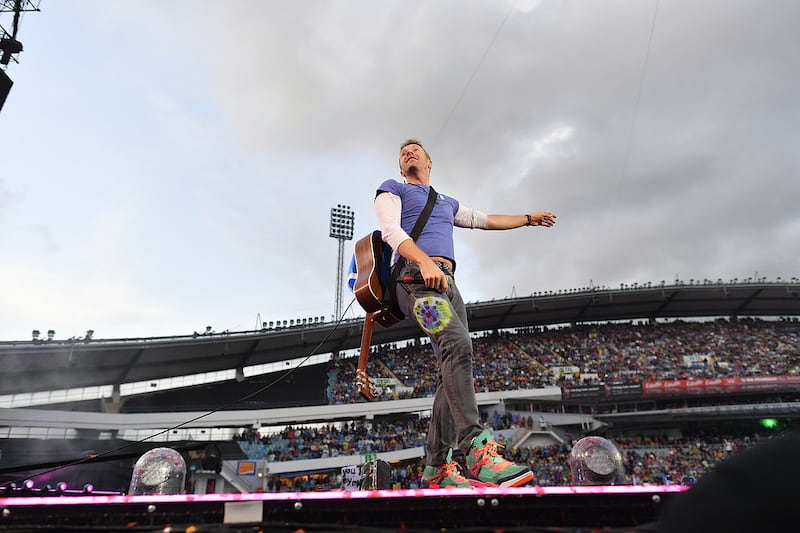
[
  {"xmin": 234, "ymin": 418, "xmax": 428, "ymax": 461},
  {"xmin": 233, "ymin": 318, "xmax": 799, "ymax": 491},
  {"xmin": 327, "ymin": 318, "xmax": 799, "ymax": 403},
  {"xmin": 235, "ymin": 416, "xmax": 776, "ymax": 491}
]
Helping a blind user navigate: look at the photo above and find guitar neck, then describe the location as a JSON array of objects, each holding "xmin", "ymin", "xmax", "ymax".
[{"xmin": 356, "ymin": 311, "xmax": 380, "ymax": 401}]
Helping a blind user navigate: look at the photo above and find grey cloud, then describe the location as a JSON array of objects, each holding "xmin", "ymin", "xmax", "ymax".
[{"xmin": 81, "ymin": 0, "xmax": 800, "ymax": 329}]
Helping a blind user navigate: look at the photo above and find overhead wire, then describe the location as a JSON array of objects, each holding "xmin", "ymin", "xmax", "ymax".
[
  {"xmin": 614, "ymin": 0, "xmax": 661, "ymax": 203},
  {"xmin": 430, "ymin": 0, "xmax": 520, "ymax": 148}
]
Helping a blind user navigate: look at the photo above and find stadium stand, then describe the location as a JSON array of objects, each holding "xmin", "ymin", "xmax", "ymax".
[{"xmin": 1, "ymin": 284, "xmax": 799, "ymax": 499}]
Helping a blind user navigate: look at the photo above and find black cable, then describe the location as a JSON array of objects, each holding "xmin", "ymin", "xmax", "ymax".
[{"xmin": 0, "ymin": 297, "xmax": 357, "ymax": 488}]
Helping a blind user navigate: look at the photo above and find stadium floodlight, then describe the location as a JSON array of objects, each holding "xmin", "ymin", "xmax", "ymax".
[
  {"xmin": 329, "ymin": 204, "xmax": 355, "ymax": 320},
  {"xmin": 329, "ymin": 204, "xmax": 354, "ymax": 240}
]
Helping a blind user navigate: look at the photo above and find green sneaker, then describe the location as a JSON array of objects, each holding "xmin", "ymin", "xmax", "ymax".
[
  {"xmin": 422, "ymin": 449, "xmax": 471, "ymax": 488},
  {"xmin": 466, "ymin": 429, "xmax": 534, "ymax": 488}
]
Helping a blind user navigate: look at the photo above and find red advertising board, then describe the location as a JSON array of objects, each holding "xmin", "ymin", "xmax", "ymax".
[{"xmin": 642, "ymin": 375, "xmax": 800, "ymax": 396}]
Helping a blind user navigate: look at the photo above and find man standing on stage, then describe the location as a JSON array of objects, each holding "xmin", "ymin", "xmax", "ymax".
[{"xmin": 374, "ymin": 139, "xmax": 557, "ymax": 488}]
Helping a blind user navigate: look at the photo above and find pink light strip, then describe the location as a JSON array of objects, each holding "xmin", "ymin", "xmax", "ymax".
[{"xmin": 0, "ymin": 485, "xmax": 688, "ymax": 507}]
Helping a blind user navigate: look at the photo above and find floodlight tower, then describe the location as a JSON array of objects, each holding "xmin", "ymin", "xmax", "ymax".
[
  {"xmin": 1, "ymin": 1, "xmax": 40, "ymax": 65},
  {"xmin": 0, "ymin": 1, "xmax": 41, "ymax": 112},
  {"xmin": 329, "ymin": 204, "xmax": 354, "ymax": 320}
]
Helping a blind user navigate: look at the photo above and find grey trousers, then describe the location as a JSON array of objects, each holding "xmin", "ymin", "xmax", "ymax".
[{"xmin": 394, "ymin": 261, "xmax": 484, "ymax": 466}]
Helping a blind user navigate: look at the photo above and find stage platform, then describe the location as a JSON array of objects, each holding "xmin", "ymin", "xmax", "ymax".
[{"xmin": 0, "ymin": 485, "xmax": 686, "ymax": 532}]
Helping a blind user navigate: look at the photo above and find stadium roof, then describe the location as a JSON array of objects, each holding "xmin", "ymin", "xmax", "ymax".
[{"xmin": 1, "ymin": 282, "xmax": 798, "ymax": 395}]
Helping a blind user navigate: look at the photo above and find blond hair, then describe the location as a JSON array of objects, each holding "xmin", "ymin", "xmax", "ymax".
[{"xmin": 400, "ymin": 138, "xmax": 431, "ymax": 160}]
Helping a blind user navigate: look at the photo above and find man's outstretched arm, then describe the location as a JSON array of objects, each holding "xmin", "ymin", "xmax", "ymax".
[
  {"xmin": 455, "ymin": 206, "xmax": 557, "ymax": 230},
  {"xmin": 486, "ymin": 211, "xmax": 557, "ymax": 230}
]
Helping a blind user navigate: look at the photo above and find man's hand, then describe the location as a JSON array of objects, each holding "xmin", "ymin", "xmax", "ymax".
[
  {"xmin": 397, "ymin": 239, "xmax": 449, "ymax": 292},
  {"xmin": 419, "ymin": 259, "xmax": 449, "ymax": 292},
  {"xmin": 528, "ymin": 211, "xmax": 557, "ymax": 227},
  {"xmin": 486, "ymin": 212, "xmax": 558, "ymax": 230}
]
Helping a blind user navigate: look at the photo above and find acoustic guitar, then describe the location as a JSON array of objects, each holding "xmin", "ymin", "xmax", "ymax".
[
  {"xmin": 353, "ymin": 230, "xmax": 404, "ymax": 328},
  {"xmin": 352, "ymin": 231, "xmax": 404, "ymax": 400}
]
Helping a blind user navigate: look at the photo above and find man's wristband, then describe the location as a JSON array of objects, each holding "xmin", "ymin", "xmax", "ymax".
[{"xmin": 525, "ymin": 214, "xmax": 533, "ymax": 226}]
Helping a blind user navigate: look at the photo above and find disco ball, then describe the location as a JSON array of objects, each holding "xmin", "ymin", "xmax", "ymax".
[
  {"xmin": 569, "ymin": 436, "xmax": 624, "ymax": 485},
  {"xmin": 128, "ymin": 447, "xmax": 187, "ymax": 495}
]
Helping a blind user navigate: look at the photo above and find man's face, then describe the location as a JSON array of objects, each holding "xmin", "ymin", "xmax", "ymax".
[{"xmin": 399, "ymin": 143, "xmax": 431, "ymax": 178}]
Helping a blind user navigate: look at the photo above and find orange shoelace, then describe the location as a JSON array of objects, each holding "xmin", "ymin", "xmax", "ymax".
[
  {"xmin": 428, "ymin": 461, "xmax": 468, "ymax": 484},
  {"xmin": 470, "ymin": 440, "xmax": 513, "ymax": 476}
]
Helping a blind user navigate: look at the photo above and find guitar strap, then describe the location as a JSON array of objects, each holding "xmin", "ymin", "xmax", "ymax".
[{"xmin": 382, "ymin": 185, "xmax": 438, "ymax": 318}]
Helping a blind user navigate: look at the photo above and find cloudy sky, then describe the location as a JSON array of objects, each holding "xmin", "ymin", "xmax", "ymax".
[{"xmin": 1, "ymin": 0, "xmax": 798, "ymax": 342}]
